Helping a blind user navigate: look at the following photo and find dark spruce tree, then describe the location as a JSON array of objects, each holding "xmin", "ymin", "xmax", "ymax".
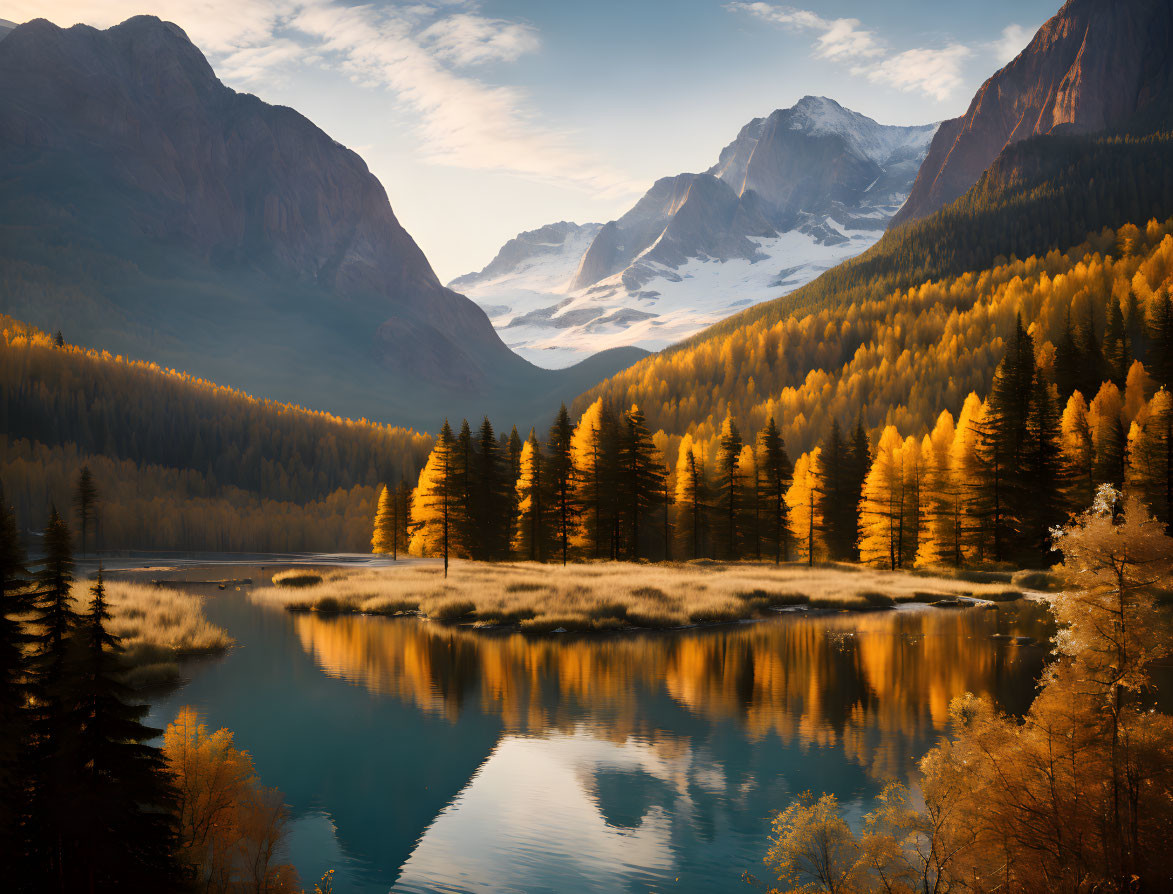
[
  {"xmin": 73, "ymin": 570, "xmax": 182, "ymax": 890},
  {"xmin": 757, "ymin": 419, "xmax": 793, "ymax": 564},
  {"xmin": 1053, "ymin": 306, "xmax": 1082, "ymax": 401},
  {"xmin": 714, "ymin": 416, "xmax": 743, "ymax": 560},
  {"xmin": 72, "ymin": 466, "xmax": 99, "ymax": 559},
  {"xmin": 817, "ymin": 420, "xmax": 857, "ymax": 560},
  {"xmin": 1149, "ymin": 288, "xmax": 1173, "ymax": 390},
  {"xmin": 0, "ymin": 484, "xmax": 32, "ymax": 878},
  {"xmin": 845, "ymin": 414, "xmax": 872, "ymax": 559},
  {"xmin": 471, "ymin": 418, "xmax": 510, "ymax": 560},
  {"xmin": 1075, "ymin": 301, "xmax": 1106, "ymax": 401},
  {"xmin": 547, "ymin": 405, "xmax": 577, "ymax": 566},
  {"xmin": 455, "ymin": 420, "xmax": 475, "ymax": 553},
  {"xmin": 617, "ymin": 406, "xmax": 665, "ymax": 560},
  {"xmin": 1103, "ymin": 299, "xmax": 1129, "ymax": 386},
  {"xmin": 26, "ymin": 508, "xmax": 81, "ymax": 887},
  {"xmin": 979, "ymin": 316, "xmax": 1036, "ymax": 562},
  {"xmin": 1021, "ymin": 376, "xmax": 1068, "ymax": 563}
]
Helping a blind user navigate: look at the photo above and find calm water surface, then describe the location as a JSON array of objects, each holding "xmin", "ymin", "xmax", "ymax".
[{"xmin": 144, "ymin": 567, "xmax": 1053, "ymax": 893}]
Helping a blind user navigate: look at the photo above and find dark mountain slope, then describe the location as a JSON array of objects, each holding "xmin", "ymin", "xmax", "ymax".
[
  {"xmin": 0, "ymin": 16, "xmax": 639, "ymax": 431},
  {"xmin": 892, "ymin": 0, "xmax": 1173, "ymax": 226}
]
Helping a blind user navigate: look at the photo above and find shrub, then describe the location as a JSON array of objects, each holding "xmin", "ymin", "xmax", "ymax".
[{"xmin": 271, "ymin": 570, "xmax": 323, "ymax": 588}]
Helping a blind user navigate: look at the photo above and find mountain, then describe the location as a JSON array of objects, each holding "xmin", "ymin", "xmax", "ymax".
[
  {"xmin": 453, "ymin": 97, "xmax": 936, "ymax": 366},
  {"xmin": 0, "ymin": 16, "xmax": 642, "ymax": 432},
  {"xmin": 572, "ymin": 0, "xmax": 1173, "ymax": 476},
  {"xmin": 891, "ymin": 0, "xmax": 1173, "ymax": 227}
]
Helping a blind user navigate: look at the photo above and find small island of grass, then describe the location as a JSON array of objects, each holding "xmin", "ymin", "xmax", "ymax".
[{"xmin": 252, "ymin": 560, "xmax": 1025, "ymax": 633}]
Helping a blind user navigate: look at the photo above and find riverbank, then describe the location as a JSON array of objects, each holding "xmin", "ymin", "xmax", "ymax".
[
  {"xmin": 251, "ymin": 560, "xmax": 1028, "ymax": 633},
  {"xmin": 74, "ymin": 579, "xmax": 233, "ymax": 687}
]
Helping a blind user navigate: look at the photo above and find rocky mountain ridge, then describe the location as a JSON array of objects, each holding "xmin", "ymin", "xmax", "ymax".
[
  {"xmin": 454, "ymin": 97, "xmax": 936, "ymax": 366},
  {"xmin": 892, "ymin": 0, "xmax": 1173, "ymax": 226}
]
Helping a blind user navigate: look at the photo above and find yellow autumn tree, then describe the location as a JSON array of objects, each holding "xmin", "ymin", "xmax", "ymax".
[
  {"xmin": 163, "ymin": 707, "xmax": 299, "ymax": 893},
  {"xmin": 950, "ymin": 393, "xmax": 989, "ymax": 561},
  {"xmin": 1088, "ymin": 382, "xmax": 1127, "ymax": 488},
  {"xmin": 371, "ymin": 484, "xmax": 396, "ymax": 556},
  {"xmin": 409, "ymin": 421, "xmax": 464, "ymax": 574},
  {"xmin": 859, "ymin": 426, "xmax": 906, "ymax": 569},
  {"xmin": 1061, "ymin": 390, "xmax": 1095, "ymax": 508},
  {"xmin": 512, "ymin": 431, "xmax": 549, "ymax": 561},
  {"xmin": 569, "ymin": 399, "xmax": 608, "ymax": 556},
  {"xmin": 785, "ymin": 448, "xmax": 822, "ymax": 565},
  {"xmin": 1126, "ymin": 387, "xmax": 1173, "ymax": 526},
  {"xmin": 916, "ymin": 410, "xmax": 959, "ymax": 567},
  {"xmin": 674, "ymin": 432, "xmax": 708, "ymax": 559}
]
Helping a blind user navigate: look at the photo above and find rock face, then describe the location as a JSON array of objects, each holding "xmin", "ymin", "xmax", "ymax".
[
  {"xmin": 454, "ymin": 97, "xmax": 936, "ymax": 367},
  {"xmin": 891, "ymin": 0, "xmax": 1173, "ymax": 227},
  {"xmin": 0, "ymin": 16, "xmax": 641, "ymax": 427}
]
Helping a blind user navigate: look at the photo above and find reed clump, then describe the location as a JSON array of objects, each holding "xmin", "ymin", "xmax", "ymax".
[{"xmin": 251, "ymin": 560, "xmax": 1016, "ymax": 632}]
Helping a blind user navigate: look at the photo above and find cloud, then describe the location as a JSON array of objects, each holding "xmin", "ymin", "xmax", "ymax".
[
  {"xmin": 16, "ymin": 1, "xmax": 635, "ymax": 195},
  {"xmin": 727, "ymin": 2, "xmax": 882, "ymax": 61},
  {"xmin": 729, "ymin": 2, "xmax": 988, "ymax": 103},
  {"xmin": 991, "ymin": 23, "xmax": 1035, "ymax": 66},
  {"xmin": 421, "ymin": 13, "xmax": 540, "ymax": 66},
  {"xmin": 859, "ymin": 45, "xmax": 972, "ymax": 103}
]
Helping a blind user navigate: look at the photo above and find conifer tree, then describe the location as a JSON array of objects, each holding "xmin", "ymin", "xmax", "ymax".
[
  {"xmin": 513, "ymin": 430, "xmax": 550, "ymax": 562},
  {"xmin": 1089, "ymin": 383, "xmax": 1128, "ymax": 490},
  {"xmin": 1104, "ymin": 299, "xmax": 1129, "ymax": 386},
  {"xmin": 952, "ymin": 393, "xmax": 989, "ymax": 561},
  {"xmin": 738, "ymin": 443, "xmax": 761, "ymax": 560},
  {"xmin": 27, "ymin": 508, "xmax": 80, "ymax": 883},
  {"xmin": 757, "ymin": 418, "xmax": 792, "ymax": 564},
  {"xmin": 1148, "ymin": 287, "xmax": 1173, "ymax": 389},
  {"xmin": 471, "ymin": 417, "xmax": 510, "ymax": 560},
  {"xmin": 409, "ymin": 422, "xmax": 461, "ymax": 576},
  {"xmin": 73, "ymin": 465, "xmax": 99, "ymax": 559},
  {"xmin": 1054, "ymin": 306, "xmax": 1082, "ymax": 401},
  {"xmin": 506, "ymin": 426, "xmax": 524, "ymax": 543},
  {"xmin": 455, "ymin": 420, "xmax": 475, "ymax": 551},
  {"xmin": 845, "ymin": 416, "xmax": 871, "ymax": 559},
  {"xmin": 673, "ymin": 434, "xmax": 708, "ymax": 560},
  {"xmin": 898, "ymin": 435, "xmax": 922, "ymax": 565},
  {"xmin": 570, "ymin": 400, "xmax": 613, "ymax": 558},
  {"xmin": 1021, "ymin": 376, "xmax": 1067, "ymax": 561},
  {"xmin": 817, "ymin": 420, "xmax": 857, "ymax": 560},
  {"xmin": 396, "ymin": 478, "xmax": 412, "ymax": 558},
  {"xmin": 547, "ymin": 405, "xmax": 577, "ymax": 565},
  {"xmin": 785, "ymin": 449, "xmax": 822, "ymax": 566},
  {"xmin": 979, "ymin": 316, "xmax": 1036, "ymax": 560},
  {"xmin": 859, "ymin": 426, "xmax": 906, "ymax": 569},
  {"xmin": 371, "ymin": 484, "xmax": 397, "ymax": 557},
  {"xmin": 73, "ymin": 569, "xmax": 181, "ymax": 888},
  {"xmin": 0, "ymin": 484, "xmax": 30, "ymax": 875},
  {"xmin": 617, "ymin": 405, "xmax": 665, "ymax": 560},
  {"xmin": 714, "ymin": 413, "xmax": 743, "ymax": 559},
  {"xmin": 1076, "ymin": 300, "xmax": 1106, "ymax": 401},
  {"xmin": 1061, "ymin": 391, "xmax": 1096, "ymax": 509},
  {"xmin": 916, "ymin": 411, "xmax": 961, "ymax": 567},
  {"xmin": 1126, "ymin": 388, "xmax": 1173, "ymax": 531}
]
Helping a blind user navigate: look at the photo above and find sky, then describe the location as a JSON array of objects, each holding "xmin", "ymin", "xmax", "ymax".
[{"xmin": 8, "ymin": 1, "xmax": 1062, "ymax": 282}]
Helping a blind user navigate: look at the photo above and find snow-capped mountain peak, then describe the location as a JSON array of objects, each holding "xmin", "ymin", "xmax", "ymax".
[{"xmin": 450, "ymin": 97, "xmax": 938, "ymax": 368}]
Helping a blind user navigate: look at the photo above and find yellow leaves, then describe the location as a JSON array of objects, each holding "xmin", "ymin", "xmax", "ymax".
[
  {"xmin": 785, "ymin": 448, "xmax": 822, "ymax": 563},
  {"xmin": 163, "ymin": 707, "xmax": 300, "ymax": 893}
]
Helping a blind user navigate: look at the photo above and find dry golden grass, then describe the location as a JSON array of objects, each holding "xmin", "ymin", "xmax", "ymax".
[
  {"xmin": 252, "ymin": 560, "xmax": 1019, "ymax": 632},
  {"xmin": 70, "ymin": 581, "xmax": 233, "ymax": 687}
]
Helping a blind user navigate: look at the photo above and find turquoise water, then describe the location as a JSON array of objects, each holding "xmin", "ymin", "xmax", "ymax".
[{"xmin": 145, "ymin": 570, "xmax": 1052, "ymax": 893}]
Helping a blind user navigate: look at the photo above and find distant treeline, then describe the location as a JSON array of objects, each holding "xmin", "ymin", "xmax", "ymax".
[
  {"xmin": 399, "ymin": 219, "xmax": 1173, "ymax": 569},
  {"xmin": 0, "ymin": 317, "xmax": 432, "ymax": 551}
]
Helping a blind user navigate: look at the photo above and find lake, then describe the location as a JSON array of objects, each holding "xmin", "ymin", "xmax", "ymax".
[{"xmin": 143, "ymin": 566, "xmax": 1053, "ymax": 893}]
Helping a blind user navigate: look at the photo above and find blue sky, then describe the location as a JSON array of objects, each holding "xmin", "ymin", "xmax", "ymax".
[{"xmin": 16, "ymin": 1, "xmax": 1061, "ymax": 280}]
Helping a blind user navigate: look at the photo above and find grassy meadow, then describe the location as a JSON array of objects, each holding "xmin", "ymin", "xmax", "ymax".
[
  {"xmin": 76, "ymin": 580, "xmax": 233, "ymax": 686},
  {"xmin": 253, "ymin": 560, "xmax": 1027, "ymax": 633}
]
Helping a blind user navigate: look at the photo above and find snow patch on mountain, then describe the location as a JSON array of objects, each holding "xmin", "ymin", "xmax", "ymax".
[{"xmin": 450, "ymin": 97, "xmax": 937, "ymax": 368}]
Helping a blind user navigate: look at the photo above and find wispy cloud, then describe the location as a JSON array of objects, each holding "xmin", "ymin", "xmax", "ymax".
[
  {"xmin": 728, "ymin": 2, "xmax": 1021, "ymax": 103},
  {"xmin": 859, "ymin": 45, "xmax": 972, "ymax": 103},
  {"xmin": 727, "ymin": 2, "xmax": 882, "ymax": 61},
  {"xmin": 990, "ymin": 23, "xmax": 1036, "ymax": 66},
  {"xmin": 14, "ymin": 1, "xmax": 635, "ymax": 195}
]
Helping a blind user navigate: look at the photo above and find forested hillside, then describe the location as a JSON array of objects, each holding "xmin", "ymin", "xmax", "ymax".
[
  {"xmin": 404, "ymin": 219, "xmax": 1173, "ymax": 570},
  {"xmin": 0, "ymin": 317, "xmax": 432, "ymax": 551}
]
